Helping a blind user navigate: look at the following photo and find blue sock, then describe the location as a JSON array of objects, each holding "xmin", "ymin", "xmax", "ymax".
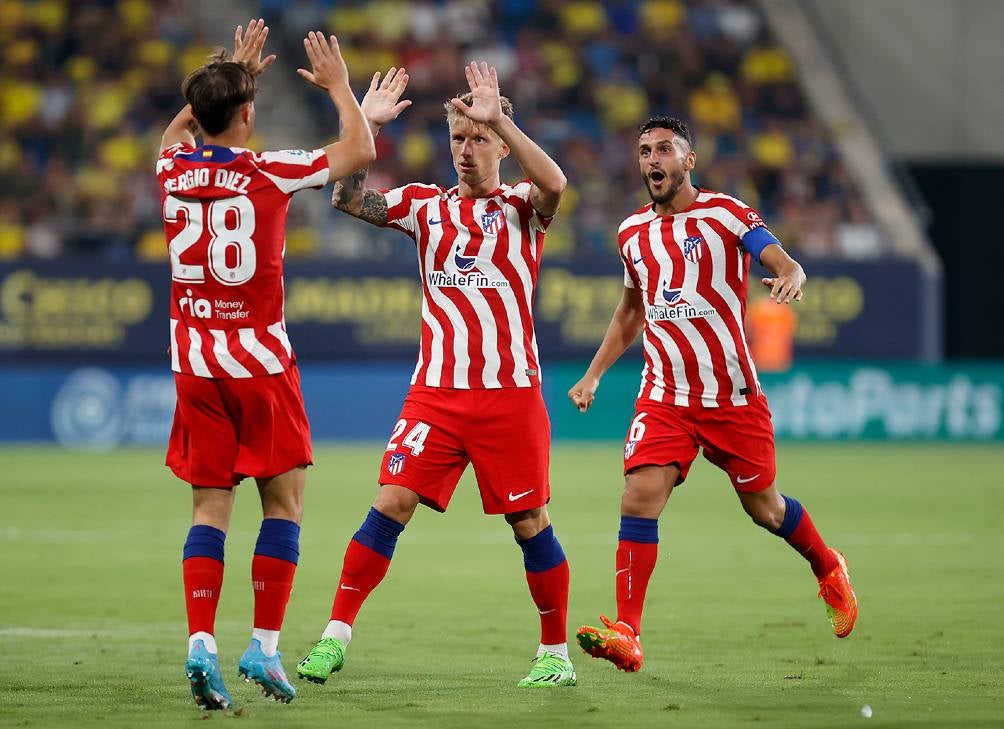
[
  {"xmin": 773, "ymin": 495, "xmax": 804, "ymax": 538},
  {"xmin": 618, "ymin": 515, "xmax": 659, "ymax": 544},
  {"xmin": 352, "ymin": 507, "xmax": 405, "ymax": 560},
  {"xmin": 254, "ymin": 518, "xmax": 301, "ymax": 564},
  {"xmin": 183, "ymin": 524, "xmax": 226, "ymax": 562},
  {"xmin": 516, "ymin": 525, "xmax": 567, "ymax": 573}
]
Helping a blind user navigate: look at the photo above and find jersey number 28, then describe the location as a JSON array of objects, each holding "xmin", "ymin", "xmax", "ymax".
[{"xmin": 165, "ymin": 197, "xmax": 257, "ymax": 286}]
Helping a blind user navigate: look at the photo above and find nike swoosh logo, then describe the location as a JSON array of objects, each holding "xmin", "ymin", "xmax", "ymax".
[
  {"xmin": 508, "ymin": 489, "xmax": 534, "ymax": 501},
  {"xmin": 633, "ymin": 256, "xmax": 644, "ymax": 264},
  {"xmin": 735, "ymin": 474, "xmax": 760, "ymax": 484},
  {"xmin": 538, "ymin": 608, "xmax": 556, "ymax": 615},
  {"xmin": 429, "ymin": 218, "xmax": 445, "ymax": 225},
  {"xmin": 339, "ymin": 584, "xmax": 361, "ymax": 591}
]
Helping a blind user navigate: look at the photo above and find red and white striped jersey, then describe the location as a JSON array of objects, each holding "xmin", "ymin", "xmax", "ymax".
[
  {"xmin": 620, "ymin": 189, "xmax": 780, "ymax": 407},
  {"xmin": 382, "ymin": 180, "xmax": 551, "ymax": 389},
  {"xmin": 157, "ymin": 143, "xmax": 329, "ymax": 378}
]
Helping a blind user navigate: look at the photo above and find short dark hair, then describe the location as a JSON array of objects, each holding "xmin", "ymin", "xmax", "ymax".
[
  {"xmin": 181, "ymin": 50, "xmax": 257, "ymax": 136},
  {"xmin": 638, "ymin": 116, "xmax": 692, "ymax": 148}
]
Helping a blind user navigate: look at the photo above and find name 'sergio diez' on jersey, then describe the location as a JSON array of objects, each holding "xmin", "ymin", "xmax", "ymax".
[{"xmin": 163, "ymin": 168, "xmax": 251, "ymax": 195}]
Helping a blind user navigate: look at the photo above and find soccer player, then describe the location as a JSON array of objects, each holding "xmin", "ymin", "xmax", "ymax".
[
  {"xmin": 568, "ymin": 117, "xmax": 858, "ymax": 672},
  {"xmin": 158, "ymin": 21, "xmax": 374, "ymax": 708},
  {"xmin": 296, "ymin": 62, "xmax": 576, "ymax": 688}
]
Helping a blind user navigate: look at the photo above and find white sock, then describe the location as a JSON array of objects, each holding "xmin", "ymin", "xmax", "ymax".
[
  {"xmin": 536, "ymin": 642, "xmax": 569, "ymax": 661},
  {"xmin": 188, "ymin": 631, "xmax": 217, "ymax": 655},
  {"xmin": 321, "ymin": 620, "xmax": 352, "ymax": 645},
  {"xmin": 252, "ymin": 628, "xmax": 280, "ymax": 657}
]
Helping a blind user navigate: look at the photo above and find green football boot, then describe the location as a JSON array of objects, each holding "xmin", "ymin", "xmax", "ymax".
[
  {"xmin": 296, "ymin": 637, "xmax": 346, "ymax": 684},
  {"xmin": 517, "ymin": 652, "xmax": 577, "ymax": 688}
]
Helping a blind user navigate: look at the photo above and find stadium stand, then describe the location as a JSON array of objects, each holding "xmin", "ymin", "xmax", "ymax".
[{"xmin": 2, "ymin": 0, "xmax": 883, "ymax": 261}]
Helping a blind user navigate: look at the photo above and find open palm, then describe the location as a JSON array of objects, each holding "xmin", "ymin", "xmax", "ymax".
[
  {"xmin": 450, "ymin": 61, "xmax": 502, "ymax": 125},
  {"xmin": 361, "ymin": 67, "xmax": 412, "ymax": 127},
  {"xmin": 233, "ymin": 19, "xmax": 276, "ymax": 76}
]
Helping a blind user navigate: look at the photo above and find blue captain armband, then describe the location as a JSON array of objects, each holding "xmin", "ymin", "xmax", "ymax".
[{"xmin": 741, "ymin": 226, "xmax": 782, "ymax": 265}]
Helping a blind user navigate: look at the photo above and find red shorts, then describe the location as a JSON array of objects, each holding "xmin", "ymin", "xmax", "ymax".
[
  {"xmin": 378, "ymin": 385, "xmax": 550, "ymax": 514},
  {"xmin": 167, "ymin": 365, "xmax": 313, "ymax": 487},
  {"xmin": 623, "ymin": 394, "xmax": 776, "ymax": 492}
]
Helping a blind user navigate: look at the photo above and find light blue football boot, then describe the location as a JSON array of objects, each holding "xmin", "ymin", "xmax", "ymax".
[
  {"xmin": 238, "ymin": 639, "xmax": 297, "ymax": 703},
  {"xmin": 186, "ymin": 639, "xmax": 232, "ymax": 710}
]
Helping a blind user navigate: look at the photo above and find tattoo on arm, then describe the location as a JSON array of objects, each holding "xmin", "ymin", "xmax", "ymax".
[
  {"xmin": 357, "ymin": 189, "xmax": 389, "ymax": 226},
  {"xmin": 331, "ymin": 168, "xmax": 388, "ymax": 226}
]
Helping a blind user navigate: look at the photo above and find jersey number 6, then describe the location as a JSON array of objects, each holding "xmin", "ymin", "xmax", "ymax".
[{"xmin": 165, "ymin": 196, "xmax": 257, "ymax": 286}]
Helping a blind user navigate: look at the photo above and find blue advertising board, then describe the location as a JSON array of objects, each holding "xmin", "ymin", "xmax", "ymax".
[
  {"xmin": 0, "ymin": 362, "xmax": 1000, "ymax": 447},
  {"xmin": 0, "ymin": 257, "xmax": 939, "ymax": 363}
]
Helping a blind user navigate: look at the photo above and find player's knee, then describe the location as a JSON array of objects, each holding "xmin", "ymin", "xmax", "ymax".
[
  {"xmin": 373, "ymin": 485, "xmax": 418, "ymax": 524},
  {"xmin": 744, "ymin": 499, "xmax": 784, "ymax": 531},
  {"xmin": 505, "ymin": 508, "xmax": 547, "ymax": 540}
]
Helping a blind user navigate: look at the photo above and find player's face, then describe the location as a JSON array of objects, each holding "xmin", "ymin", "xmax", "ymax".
[
  {"xmin": 639, "ymin": 128, "xmax": 694, "ymax": 205},
  {"xmin": 449, "ymin": 118, "xmax": 508, "ymax": 187}
]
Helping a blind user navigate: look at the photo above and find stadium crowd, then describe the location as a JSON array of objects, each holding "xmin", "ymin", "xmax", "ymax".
[{"xmin": 0, "ymin": 0, "xmax": 882, "ymax": 262}]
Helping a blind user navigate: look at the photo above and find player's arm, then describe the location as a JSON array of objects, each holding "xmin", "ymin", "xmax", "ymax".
[
  {"xmin": 297, "ymin": 32, "xmax": 376, "ymax": 179},
  {"xmin": 160, "ymin": 105, "xmax": 198, "ymax": 152},
  {"xmin": 330, "ymin": 67, "xmax": 412, "ymax": 227},
  {"xmin": 759, "ymin": 244, "xmax": 806, "ymax": 304},
  {"xmin": 452, "ymin": 62, "xmax": 566, "ymax": 217},
  {"xmin": 568, "ymin": 285, "xmax": 646, "ymax": 413}
]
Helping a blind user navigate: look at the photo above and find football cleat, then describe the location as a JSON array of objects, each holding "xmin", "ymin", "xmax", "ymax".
[
  {"xmin": 818, "ymin": 548, "xmax": 858, "ymax": 638},
  {"xmin": 186, "ymin": 639, "xmax": 232, "ymax": 710},
  {"xmin": 296, "ymin": 637, "xmax": 346, "ymax": 684},
  {"xmin": 237, "ymin": 639, "xmax": 296, "ymax": 703},
  {"xmin": 517, "ymin": 653, "xmax": 577, "ymax": 688},
  {"xmin": 576, "ymin": 615, "xmax": 644, "ymax": 672}
]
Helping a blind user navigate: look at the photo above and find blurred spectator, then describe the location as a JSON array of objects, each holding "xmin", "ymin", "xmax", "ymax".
[{"xmin": 1, "ymin": 0, "xmax": 880, "ymax": 261}]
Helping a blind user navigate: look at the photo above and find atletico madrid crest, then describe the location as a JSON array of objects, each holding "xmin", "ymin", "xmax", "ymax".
[
  {"xmin": 387, "ymin": 453, "xmax": 406, "ymax": 476},
  {"xmin": 681, "ymin": 235, "xmax": 704, "ymax": 263},
  {"xmin": 481, "ymin": 209, "xmax": 504, "ymax": 235}
]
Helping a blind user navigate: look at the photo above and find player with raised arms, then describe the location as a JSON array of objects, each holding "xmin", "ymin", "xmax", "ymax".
[
  {"xmin": 296, "ymin": 62, "xmax": 576, "ymax": 688},
  {"xmin": 568, "ymin": 116, "xmax": 859, "ymax": 672},
  {"xmin": 157, "ymin": 21, "xmax": 374, "ymax": 708}
]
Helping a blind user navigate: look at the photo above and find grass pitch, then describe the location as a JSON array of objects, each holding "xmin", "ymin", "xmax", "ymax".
[{"xmin": 2, "ymin": 443, "xmax": 1002, "ymax": 728}]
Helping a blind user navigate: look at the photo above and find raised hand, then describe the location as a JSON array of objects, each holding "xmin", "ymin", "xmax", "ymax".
[
  {"xmin": 297, "ymin": 31, "xmax": 350, "ymax": 92},
  {"xmin": 450, "ymin": 61, "xmax": 502, "ymax": 126},
  {"xmin": 233, "ymin": 19, "xmax": 276, "ymax": 76},
  {"xmin": 361, "ymin": 67, "xmax": 412, "ymax": 128}
]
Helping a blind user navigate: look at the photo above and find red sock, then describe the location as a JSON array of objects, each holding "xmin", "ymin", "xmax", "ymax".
[
  {"xmin": 330, "ymin": 539, "xmax": 393, "ymax": 624},
  {"xmin": 525, "ymin": 561, "xmax": 570, "ymax": 644},
  {"xmin": 252, "ymin": 555, "xmax": 297, "ymax": 631},
  {"xmin": 615, "ymin": 541, "xmax": 658, "ymax": 635},
  {"xmin": 183, "ymin": 556, "xmax": 224, "ymax": 636},
  {"xmin": 787, "ymin": 510, "xmax": 839, "ymax": 578}
]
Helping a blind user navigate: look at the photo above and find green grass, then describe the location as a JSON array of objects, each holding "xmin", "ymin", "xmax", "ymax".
[{"xmin": 2, "ymin": 444, "xmax": 1002, "ymax": 728}]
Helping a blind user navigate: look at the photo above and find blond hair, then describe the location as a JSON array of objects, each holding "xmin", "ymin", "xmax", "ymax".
[{"xmin": 444, "ymin": 92, "xmax": 514, "ymax": 127}]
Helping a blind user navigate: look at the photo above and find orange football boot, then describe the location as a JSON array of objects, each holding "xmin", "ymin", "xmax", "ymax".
[
  {"xmin": 817, "ymin": 549, "xmax": 858, "ymax": 638},
  {"xmin": 576, "ymin": 615, "xmax": 643, "ymax": 672}
]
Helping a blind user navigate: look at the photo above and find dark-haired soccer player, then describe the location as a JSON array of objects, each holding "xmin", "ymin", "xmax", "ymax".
[
  {"xmin": 569, "ymin": 116, "xmax": 858, "ymax": 672},
  {"xmin": 158, "ymin": 21, "xmax": 374, "ymax": 708},
  {"xmin": 296, "ymin": 63, "xmax": 576, "ymax": 688}
]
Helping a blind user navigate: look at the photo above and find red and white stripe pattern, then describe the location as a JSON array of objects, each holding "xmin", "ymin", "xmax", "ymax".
[
  {"xmin": 158, "ymin": 143, "xmax": 328, "ymax": 378},
  {"xmin": 383, "ymin": 180, "xmax": 550, "ymax": 389},
  {"xmin": 620, "ymin": 189, "xmax": 766, "ymax": 407}
]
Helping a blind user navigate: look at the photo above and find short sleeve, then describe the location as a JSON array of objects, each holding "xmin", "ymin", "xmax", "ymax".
[
  {"xmin": 383, "ymin": 183, "xmax": 441, "ymax": 236},
  {"xmin": 727, "ymin": 199, "xmax": 782, "ymax": 264},
  {"xmin": 155, "ymin": 142, "xmax": 192, "ymax": 177},
  {"xmin": 254, "ymin": 149, "xmax": 330, "ymax": 195},
  {"xmin": 507, "ymin": 179, "xmax": 553, "ymax": 234}
]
